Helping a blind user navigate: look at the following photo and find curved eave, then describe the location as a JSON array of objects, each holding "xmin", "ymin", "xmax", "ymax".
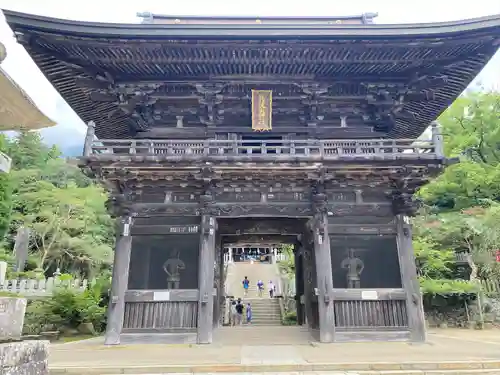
[
  {"xmin": 0, "ymin": 66, "xmax": 56, "ymax": 131},
  {"xmin": 3, "ymin": 10, "xmax": 500, "ymax": 39}
]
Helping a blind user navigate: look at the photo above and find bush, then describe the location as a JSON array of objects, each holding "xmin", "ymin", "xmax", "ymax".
[
  {"xmin": 24, "ymin": 287, "xmax": 106, "ymax": 335},
  {"xmin": 282, "ymin": 311, "xmax": 297, "ymax": 326}
]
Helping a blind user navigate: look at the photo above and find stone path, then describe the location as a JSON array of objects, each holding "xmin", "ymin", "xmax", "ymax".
[{"xmin": 48, "ymin": 329, "xmax": 500, "ymax": 374}]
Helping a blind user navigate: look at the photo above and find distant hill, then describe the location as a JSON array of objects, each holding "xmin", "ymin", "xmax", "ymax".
[{"xmin": 60, "ymin": 144, "xmax": 83, "ymax": 157}]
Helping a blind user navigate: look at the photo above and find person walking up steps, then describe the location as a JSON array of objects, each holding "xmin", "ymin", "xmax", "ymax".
[
  {"xmin": 268, "ymin": 280, "xmax": 275, "ymax": 298},
  {"xmin": 242, "ymin": 276, "xmax": 250, "ymax": 297},
  {"xmin": 246, "ymin": 302, "xmax": 252, "ymax": 324},
  {"xmin": 235, "ymin": 298, "xmax": 244, "ymax": 325},
  {"xmin": 230, "ymin": 300, "xmax": 237, "ymax": 327},
  {"xmin": 257, "ymin": 279, "xmax": 264, "ymax": 297}
]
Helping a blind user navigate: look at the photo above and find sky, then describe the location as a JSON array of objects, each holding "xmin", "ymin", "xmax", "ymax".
[{"xmin": 0, "ymin": 0, "xmax": 499, "ymax": 149}]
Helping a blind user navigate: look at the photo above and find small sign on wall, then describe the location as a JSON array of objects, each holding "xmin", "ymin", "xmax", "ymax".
[
  {"xmin": 361, "ymin": 290, "xmax": 379, "ymax": 300},
  {"xmin": 153, "ymin": 291, "xmax": 171, "ymax": 301}
]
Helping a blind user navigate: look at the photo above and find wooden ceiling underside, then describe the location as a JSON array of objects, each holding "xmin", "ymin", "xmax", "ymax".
[{"xmin": 4, "ymin": 11, "xmax": 500, "ymax": 139}]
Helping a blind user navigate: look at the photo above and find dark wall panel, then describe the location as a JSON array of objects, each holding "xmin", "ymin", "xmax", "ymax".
[
  {"xmin": 128, "ymin": 234, "xmax": 200, "ymax": 290},
  {"xmin": 330, "ymin": 235, "xmax": 401, "ymax": 289}
]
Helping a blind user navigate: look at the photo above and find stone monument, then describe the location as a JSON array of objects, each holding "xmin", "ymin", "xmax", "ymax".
[
  {"xmin": 0, "ymin": 295, "xmax": 49, "ymax": 375},
  {"xmin": 163, "ymin": 249, "xmax": 185, "ymax": 289},
  {"xmin": 0, "ymin": 297, "xmax": 26, "ymax": 341},
  {"xmin": 13, "ymin": 227, "xmax": 30, "ymax": 272},
  {"xmin": 340, "ymin": 249, "xmax": 364, "ymax": 289}
]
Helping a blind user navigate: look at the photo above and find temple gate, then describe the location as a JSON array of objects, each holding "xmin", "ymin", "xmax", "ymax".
[{"xmin": 5, "ymin": 10, "xmax": 500, "ymax": 344}]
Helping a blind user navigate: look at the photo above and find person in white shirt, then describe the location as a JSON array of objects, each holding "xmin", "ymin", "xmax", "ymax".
[
  {"xmin": 230, "ymin": 300, "xmax": 238, "ymax": 326},
  {"xmin": 268, "ymin": 280, "xmax": 275, "ymax": 298}
]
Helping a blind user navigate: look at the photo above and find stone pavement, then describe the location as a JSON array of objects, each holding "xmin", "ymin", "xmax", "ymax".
[{"xmin": 48, "ymin": 329, "xmax": 500, "ymax": 374}]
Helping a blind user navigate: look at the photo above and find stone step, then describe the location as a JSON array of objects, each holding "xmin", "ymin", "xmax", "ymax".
[
  {"xmin": 213, "ymin": 326, "xmax": 310, "ymax": 345},
  {"xmin": 250, "ymin": 319, "xmax": 282, "ymax": 323}
]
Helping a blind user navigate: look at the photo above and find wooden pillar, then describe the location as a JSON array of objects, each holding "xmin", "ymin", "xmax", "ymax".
[
  {"xmin": 431, "ymin": 121, "xmax": 444, "ymax": 158},
  {"xmin": 82, "ymin": 121, "xmax": 95, "ymax": 157},
  {"xmin": 301, "ymin": 233, "xmax": 315, "ymax": 330},
  {"xmin": 295, "ymin": 249, "xmax": 305, "ymax": 325},
  {"xmin": 312, "ymin": 211, "xmax": 335, "ymax": 342},
  {"xmin": 214, "ymin": 234, "xmax": 224, "ymax": 327},
  {"xmin": 396, "ymin": 214, "xmax": 426, "ymax": 342},
  {"xmin": 197, "ymin": 215, "xmax": 217, "ymax": 344},
  {"xmin": 104, "ymin": 217, "xmax": 133, "ymax": 345}
]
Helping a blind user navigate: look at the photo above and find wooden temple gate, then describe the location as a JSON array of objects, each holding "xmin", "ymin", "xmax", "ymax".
[
  {"xmin": 5, "ymin": 10, "xmax": 500, "ymax": 344},
  {"xmin": 83, "ymin": 135, "xmax": 441, "ymax": 344}
]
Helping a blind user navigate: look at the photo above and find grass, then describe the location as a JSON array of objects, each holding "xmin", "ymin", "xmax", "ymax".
[{"xmin": 57, "ymin": 334, "xmax": 95, "ymax": 343}]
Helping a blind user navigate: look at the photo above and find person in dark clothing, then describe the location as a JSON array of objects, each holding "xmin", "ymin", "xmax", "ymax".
[
  {"xmin": 242, "ymin": 276, "xmax": 250, "ymax": 296},
  {"xmin": 235, "ymin": 298, "xmax": 244, "ymax": 325}
]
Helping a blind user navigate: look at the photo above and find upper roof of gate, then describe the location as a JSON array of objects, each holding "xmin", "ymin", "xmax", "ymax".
[{"xmin": 3, "ymin": 10, "xmax": 500, "ymax": 139}]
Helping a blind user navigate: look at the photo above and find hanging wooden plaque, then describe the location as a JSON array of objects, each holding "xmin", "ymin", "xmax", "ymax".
[{"xmin": 251, "ymin": 90, "xmax": 272, "ymax": 131}]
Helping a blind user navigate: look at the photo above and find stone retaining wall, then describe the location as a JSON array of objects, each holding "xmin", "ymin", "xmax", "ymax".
[{"xmin": 0, "ymin": 340, "xmax": 49, "ymax": 375}]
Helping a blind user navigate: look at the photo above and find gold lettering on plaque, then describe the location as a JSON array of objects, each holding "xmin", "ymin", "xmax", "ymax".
[{"xmin": 251, "ymin": 90, "xmax": 272, "ymax": 131}]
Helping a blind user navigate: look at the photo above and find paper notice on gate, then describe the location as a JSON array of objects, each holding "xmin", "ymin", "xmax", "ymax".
[
  {"xmin": 361, "ymin": 290, "xmax": 379, "ymax": 300},
  {"xmin": 153, "ymin": 291, "xmax": 171, "ymax": 301}
]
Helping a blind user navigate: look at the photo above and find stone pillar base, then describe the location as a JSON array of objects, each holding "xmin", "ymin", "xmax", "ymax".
[{"xmin": 0, "ymin": 340, "xmax": 49, "ymax": 375}]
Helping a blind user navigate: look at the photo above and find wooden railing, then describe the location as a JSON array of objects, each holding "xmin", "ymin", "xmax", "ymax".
[
  {"xmin": 88, "ymin": 138, "xmax": 438, "ymax": 158},
  {"xmin": 332, "ymin": 289, "xmax": 408, "ymax": 331},
  {"xmin": 123, "ymin": 301, "xmax": 198, "ymax": 331}
]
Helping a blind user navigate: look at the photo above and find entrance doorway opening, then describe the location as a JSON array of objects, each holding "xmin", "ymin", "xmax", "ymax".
[{"xmin": 214, "ymin": 217, "xmax": 310, "ymax": 344}]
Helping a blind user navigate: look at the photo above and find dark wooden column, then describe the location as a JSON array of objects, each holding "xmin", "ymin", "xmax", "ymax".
[
  {"xmin": 104, "ymin": 216, "xmax": 133, "ymax": 345},
  {"xmin": 197, "ymin": 214, "xmax": 217, "ymax": 344},
  {"xmin": 213, "ymin": 234, "xmax": 224, "ymax": 327},
  {"xmin": 294, "ymin": 248, "xmax": 305, "ymax": 325},
  {"xmin": 300, "ymin": 235, "xmax": 314, "ymax": 329},
  {"xmin": 311, "ymin": 189, "xmax": 335, "ymax": 343},
  {"xmin": 396, "ymin": 214, "xmax": 426, "ymax": 342}
]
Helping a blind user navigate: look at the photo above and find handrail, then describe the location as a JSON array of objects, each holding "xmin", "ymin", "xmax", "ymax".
[{"xmin": 86, "ymin": 138, "xmax": 438, "ymax": 158}]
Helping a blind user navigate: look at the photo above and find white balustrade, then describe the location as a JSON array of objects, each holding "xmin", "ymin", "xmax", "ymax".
[{"xmin": 1, "ymin": 277, "xmax": 91, "ymax": 296}]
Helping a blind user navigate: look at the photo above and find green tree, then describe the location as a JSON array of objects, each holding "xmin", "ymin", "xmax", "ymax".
[
  {"xmin": 0, "ymin": 134, "xmax": 13, "ymax": 239},
  {"xmin": 440, "ymin": 92, "xmax": 500, "ymax": 164},
  {"xmin": 6, "ymin": 131, "xmax": 60, "ymax": 170},
  {"xmin": 0, "ymin": 131, "xmax": 114, "ymax": 278}
]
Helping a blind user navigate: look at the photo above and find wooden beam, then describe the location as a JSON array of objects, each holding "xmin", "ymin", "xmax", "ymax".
[
  {"xmin": 125, "ymin": 289, "xmax": 201, "ymax": 302},
  {"xmin": 218, "ymin": 218, "xmax": 306, "ymax": 235},
  {"xmin": 332, "ymin": 288, "xmax": 406, "ymax": 301},
  {"xmin": 222, "ymin": 234, "xmax": 297, "ymax": 246},
  {"xmin": 127, "ymin": 202, "xmax": 396, "ymax": 218},
  {"xmin": 137, "ymin": 126, "xmax": 380, "ymax": 139},
  {"xmin": 131, "ymin": 224, "xmax": 200, "ymax": 235},
  {"xmin": 327, "ymin": 224, "xmax": 396, "ymax": 235}
]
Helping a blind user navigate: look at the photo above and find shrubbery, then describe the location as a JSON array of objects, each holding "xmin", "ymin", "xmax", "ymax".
[
  {"xmin": 23, "ymin": 278, "xmax": 109, "ymax": 335},
  {"xmin": 282, "ymin": 311, "xmax": 297, "ymax": 326}
]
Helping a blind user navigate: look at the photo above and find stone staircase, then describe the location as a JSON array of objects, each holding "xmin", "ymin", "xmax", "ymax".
[
  {"xmin": 247, "ymin": 298, "xmax": 282, "ymax": 325},
  {"xmin": 225, "ymin": 261, "xmax": 283, "ymax": 326}
]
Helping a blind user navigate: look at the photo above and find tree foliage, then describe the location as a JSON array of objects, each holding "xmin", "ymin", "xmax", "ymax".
[
  {"xmin": 0, "ymin": 131, "xmax": 113, "ymax": 278},
  {"xmin": 415, "ymin": 91, "xmax": 500, "ymax": 294}
]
